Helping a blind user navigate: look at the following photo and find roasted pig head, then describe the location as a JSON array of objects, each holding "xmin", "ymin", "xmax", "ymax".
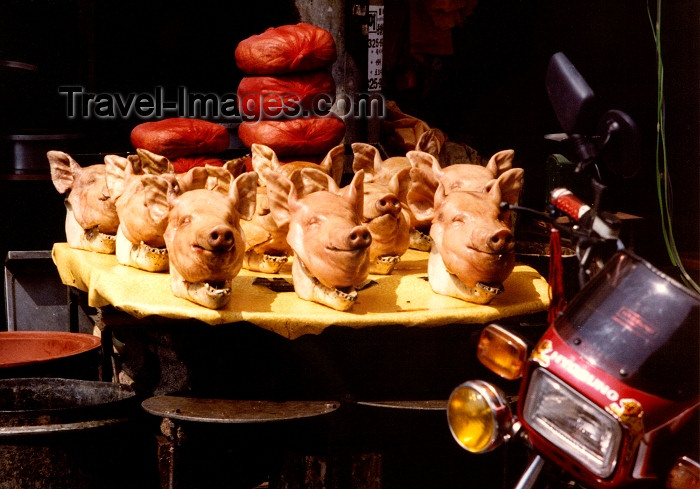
[
  {"xmin": 351, "ymin": 143, "xmax": 411, "ymax": 274},
  {"xmin": 351, "ymin": 142, "xmax": 431, "ymax": 252},
  {"xmin": 143, "ymin": 168, "xmax": 257, "ymax": 309},
  {"xmin": 406, "ymin": 150, "xmax": 523, "ymax": 304},
  {"xmin": 48, "ymin": 150, "xmax": 119, "ymax": 254},
  {"xmin": 266, "ymin": 168, "xmax": 371, "ymax": 311},
  {"xmin": 105, "ymin": 149, "xmax": 177, "ymax": 271},
  {"xmin": 240, "ymin": 143, "xmax": 345, "ymax": 273}
]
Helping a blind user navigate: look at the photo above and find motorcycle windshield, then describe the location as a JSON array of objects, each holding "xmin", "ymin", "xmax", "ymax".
[{"xmin": 556, "ymin": 251, "xmax": 700, "ymax": 401}]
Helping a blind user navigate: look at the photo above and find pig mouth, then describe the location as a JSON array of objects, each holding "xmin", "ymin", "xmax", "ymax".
[
  {"xmin": 202, "ymin": 280, "xmax": 231, "ymax": 293},
  {"xmin": 185, "ymin": 279, "xmax": 232, "ymax": 309},
  {"xmin": 300, "ymin": 258, "xmax": 358, "ymax": 301},
  {"xmin": 466, "ymin": 246, "xmax": 514, "ymax": 261},
  {"xmin": 191, "ymin": 244, "xmax": 238, "ymax": 265},
  {"xmin": 292, "ymin": 258, "xmax": 358, "ymax": 311},
  {"xmin": 428, "ymin": 247, "xmax": 505, "ymax": 305},
  {"xmin": 193, "ymin": 244, "xmax": 233, "ymax": 255},
  {"xmin": 242, "ymin": 250, "xmax": 289, "ymax": 274},
  {"xmin": 81, "ymin": 226, "xmax": 117, "ymax": 254},
  {"xmin": 409, "ymin": 228, "xmax": 431, "ymax": 251},
  {"xmin": 116, "ymin": 227, "xmax": 169, "ymax": 272},
  {"xmin": 370, "ymin": 255, "xmax": 401, "ymax": 275},
  {"xmin": 84, "ymin": 226, "xmax": 116, "ymax": 242},
  {"xmin": 64, "ymin": 204, "xmax": 116, "ymax": 254},
  {"xmin": 168, "ymin": 262, "xmax": 234, "ymax": 309},
  {"xmin": 171, "ymin": 275, "xmax": 233, "ymax": 309},
  {"xmin": 326, "ymin": 246, "xmax": 367, "ymax": 258}
]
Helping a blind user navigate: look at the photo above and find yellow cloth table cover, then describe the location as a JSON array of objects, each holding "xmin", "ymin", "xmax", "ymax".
[{"xmin": 52, "ymin": 243, "xmax": 550, "ymax": 340}]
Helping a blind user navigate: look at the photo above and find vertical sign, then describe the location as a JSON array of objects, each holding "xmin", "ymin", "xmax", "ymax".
[{"xmin": 367, "ymin": 4, "xmax": 384, "ymax": 91}]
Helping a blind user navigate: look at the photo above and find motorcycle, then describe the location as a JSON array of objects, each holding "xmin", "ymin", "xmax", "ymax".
[{"xmin": 445, "ymin": 53, "xmax": 700, "ymax": 489}]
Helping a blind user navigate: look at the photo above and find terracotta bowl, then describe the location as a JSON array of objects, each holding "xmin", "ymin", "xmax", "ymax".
[{"xmin": 0, "ymin": 331, "xmax": 102, "ymax": 379}]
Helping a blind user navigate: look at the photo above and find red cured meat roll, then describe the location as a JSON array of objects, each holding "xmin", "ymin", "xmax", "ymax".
[
  {"xmin": 131, "ymin": 118, "xmax": 230, "ymax": 159},
  {"xmin": 235, "ymin": 23, "xmax": 337, "ymax": 75},
  {"xmin": 237, "ymin": 71, "xmax": 335, "ymax": 120},
  {"xmin": 238, "ymin": 115, "xmax": 346, "ymax": 156}
]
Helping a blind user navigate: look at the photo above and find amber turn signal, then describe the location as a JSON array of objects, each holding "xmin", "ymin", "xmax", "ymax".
[{"xmin": 477, "ymin": 324, "xmax": 529, "ymax": 380}]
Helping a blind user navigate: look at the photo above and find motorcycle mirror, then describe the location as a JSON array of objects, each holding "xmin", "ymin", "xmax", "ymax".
[
  {"xmin": 545, "ymin": 53, "xmax": 599, "ymax": 169},
  {"xmin": 596, "ymin": 109, "xmax": 641, "ymax": 179},
  {"xmin": 545, "ymin": 52, "xmax": 642, "ymax": 180},
  {"xmin": 545, "ymin": 52, "xmax": 598, "ymax": 136}
]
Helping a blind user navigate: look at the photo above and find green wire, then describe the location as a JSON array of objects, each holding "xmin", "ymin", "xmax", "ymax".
[{"xmin": 647, "ymin": 0, "xmax": 700, "ymax": 293}]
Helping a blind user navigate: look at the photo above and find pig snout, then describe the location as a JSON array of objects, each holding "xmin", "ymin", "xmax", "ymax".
[
  {"xmin": 343, "ymin": 225, "xmax": 372, "ymax": 250},
  {"xmin": 488, "ymin": 229, "xmax": 514, "ymax": 253},
  {"xmin": 375, "ymin": 195, "xmax": 401, "ymax": 217},
  {"xmin": 205, "ymin": 225, "xmax": 235, "ymax": 251}
]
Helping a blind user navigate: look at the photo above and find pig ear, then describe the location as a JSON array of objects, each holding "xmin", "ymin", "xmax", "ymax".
[
  {"xmin": 47, "ymin": 150, "xmax": 79, "ymax": 194},
  {"xmin": 142, "ymin": 174, "xmax": 174, "ymax": 225},
  {"xmin": 297, "ymin": 167, "xmax": 335, "ymax": 196},
  {"xmin": 178, "ymin": 166, "xmax": 209, "ymax": 191},
  {"xmin": 485, "ymin": 178, "xmax": 503, "ymax": 206},
  {"xmin": 222, "ymin": 156, "xmax": 247, "ymax": 178},
  {"xmin": 229, "ymin": 172, "xmax": 258, "ymax": 221},
  {"xmin": 389, "ymin": 166, "xmax": 411, "ymax": 204},
  {"xmin": 406, "ymin": 150, "xmax": 441, "ymax": 187},
  {"xmin": 204, "ymin": 166, "xmax": 233, "ymax": 193},
  {"xmin": 406, "ymin": 151, "xmax": 440, "ymax": 223},
  {"xmin": 351, "ymin": 142, "xmax": 382, "ymax": 180},
  {"xmin": 433, "ymin": 182, "xmax": 448, "ymax": 211},
  {"xmin": 104, "ymin": 154, "xmax": 131, "ymax": 201},
  {"xmin": 263, "ymin": 168, "xmax": 293, "ymax": 228},
  {"xmin": 136, "ymin": 148, "xmax": 174, "ymax": 175},
  {"xmin": 341, "ymin": 169, "xmax": 365, "ymax": 218},
  {"xmin": 127, "ymin": 154, "xmax": 143, "ymax": 174},
  {"xmin": 415, "ymin": 128, "xmax": 447, "ymax": 159},
  {"xmin": 484, "ymin": 167, "xmax": 524, "ymax": 206},
  {"xmin": 319, "ymin": 144, "xmax": 345, "ymax": 185},
  {"xmin": 485, "ymin": 149, "xmax": 515, "ymax": 177},
  {"xmin": 485, "ymin": 168, "xmax": 524, "ymax": 227},
  {"xmin": 251, "ymin": 143, "xmax": 279, "ymax": 186}
]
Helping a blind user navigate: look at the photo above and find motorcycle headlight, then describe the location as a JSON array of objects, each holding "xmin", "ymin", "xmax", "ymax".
[
  {"xmin": 447, "ymin": 380, "xmax": 512, "ymax": 453},
  {"xmin": 523, "ymin": 368, "xmax": 622, "ymax": 478}
]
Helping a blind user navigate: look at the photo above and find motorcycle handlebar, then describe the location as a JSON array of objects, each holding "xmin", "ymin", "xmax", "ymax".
[{"xmin": 550, "ymin": 187, "xmax": 621, "ymax": 240}]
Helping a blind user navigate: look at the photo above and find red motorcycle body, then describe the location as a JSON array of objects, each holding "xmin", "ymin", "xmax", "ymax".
[{"xmin": 516, "ymin": 252, "xmax": 699, "ymax": 488}]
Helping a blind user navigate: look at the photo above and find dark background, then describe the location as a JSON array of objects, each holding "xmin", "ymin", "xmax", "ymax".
[
  {"xmin": 0, "ymin": 0, "xmax": 698, "ymax": 322},
  {"xmin": 380, "ymin": 0, "xmax": 698, "ymax": 269}
]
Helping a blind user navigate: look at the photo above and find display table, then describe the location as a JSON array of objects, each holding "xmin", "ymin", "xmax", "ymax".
[
  {"xmin": 51, "ymin": 242, "xmax": 550, "ymax": 340},
  {"xmin": 51, "ymin": 242, "xmax": 551, "ymax": 488}
]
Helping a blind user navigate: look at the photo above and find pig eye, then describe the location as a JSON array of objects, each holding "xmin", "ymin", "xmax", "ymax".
[
  {"xmin": 451, "ymin": 215, "xmax": 466, "ymax": 224},
  {"xmin": 305, "ymin": 216, "xmax": 320, "ymax": 227},
  {"xmin": 179, "ymin": 215, "xmax": 192, "ymax": 226}
]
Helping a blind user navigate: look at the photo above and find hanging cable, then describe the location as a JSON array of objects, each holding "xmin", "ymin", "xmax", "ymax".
[{"xmin": 647, "ymin": 0, "xmax": 700, "ymax": 293}]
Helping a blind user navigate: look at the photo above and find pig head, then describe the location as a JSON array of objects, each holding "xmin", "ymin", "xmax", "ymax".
[
  {"xmin": 105, "ymin": 149, "xmax": 177, "ymax": 271},
  {"xmin": 422, "ymin": 180, "xmax": 516, "ymax": 304},
  {"xmin": 143, "ymin": 169, "xmax": 257, "ymax": 309},
  {"xmin": 351, "ymin": 142, "xmax": 431, "ymax": 252},
  {"xmin": 240, "ymin": 143, "xmax": 345, "ymax": 274},
  {"xmin": 48, "ymin": 150, "xmax": 119, "ymax": 254},
  {"xmin": 266, "ymin": 168, "xmax": 371, "ymax": 311},
  {"xmin": 351, "ymin": 143, "xmax": 411, "ymax": 274}
]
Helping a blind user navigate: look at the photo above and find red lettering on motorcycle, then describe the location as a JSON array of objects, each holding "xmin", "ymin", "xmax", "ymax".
[{"xmin": 613, "ymin": 306, "xmax": 656, "ymax": 338}]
